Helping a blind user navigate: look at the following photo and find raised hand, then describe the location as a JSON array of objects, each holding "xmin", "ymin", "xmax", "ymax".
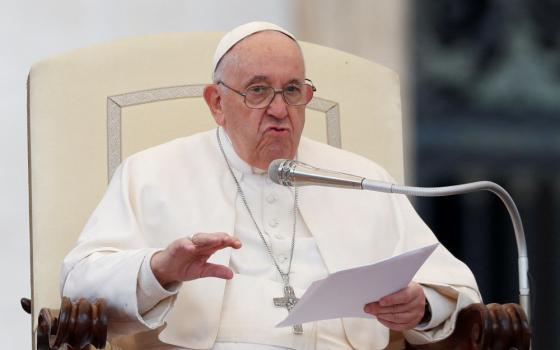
[{"xmin": 150, "ymin": 232, "xmax": 242, "ymax": 287}]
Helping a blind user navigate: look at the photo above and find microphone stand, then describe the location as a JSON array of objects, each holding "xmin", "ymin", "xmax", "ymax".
[
  {"xmin": 270, "ymin": 160, "xmax": 530, "ymax": 321},
  {"xmin": 361, "ymin": 179, "xmax": 530, "ymax": 321}
]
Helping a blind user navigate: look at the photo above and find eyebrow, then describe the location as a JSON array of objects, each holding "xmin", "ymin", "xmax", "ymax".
[
  {"xmin": 243, "ymin": 76, "xmax": 304, "ymax": 88},
  {"xmin": 243, "ymin": 75, "xmax": 269, "ymax": 87},
  {"xmin": 286, "ymin": 79, "xmax": 303, "ymax": 85}
]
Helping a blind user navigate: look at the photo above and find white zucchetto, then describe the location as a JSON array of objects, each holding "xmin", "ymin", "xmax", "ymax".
[{"xmin": 211, "ymin": 21, "xmax": 296, "ymax": 77}]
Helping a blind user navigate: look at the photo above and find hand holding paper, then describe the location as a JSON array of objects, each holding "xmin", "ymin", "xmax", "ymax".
[
  {"xmin": 277, "ymin": 243, "xmax": 438, "ymax": 328},
  {"xmin": 364, "ymin": 281, "xmax": 427, "ymax": 331}
]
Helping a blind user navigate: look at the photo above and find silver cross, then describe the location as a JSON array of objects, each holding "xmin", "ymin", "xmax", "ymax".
[{"xmin": 273, "ymin": 285, "xmax": 303, "ymax": 334}]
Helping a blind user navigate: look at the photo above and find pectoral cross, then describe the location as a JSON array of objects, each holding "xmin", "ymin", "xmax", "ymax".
[{"xmin": 273, "ymin": 285, "xmax": 303, "ymax": 334}]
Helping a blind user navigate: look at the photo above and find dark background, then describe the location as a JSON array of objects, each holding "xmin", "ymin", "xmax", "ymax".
[{"xmin": 412, "ymin": 1, "xmax": 560, "ymax": 348}]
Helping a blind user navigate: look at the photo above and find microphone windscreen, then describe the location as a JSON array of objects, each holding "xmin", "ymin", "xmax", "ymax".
[{"xmin": 268, "ymin": 159, "xmax": 287, "ymax": 184}]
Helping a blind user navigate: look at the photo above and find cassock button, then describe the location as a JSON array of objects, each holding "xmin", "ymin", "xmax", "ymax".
[
  {"xmin": 278, "ymin": 255, "xmax": 287, "ymax": 263},
  {"xmin": 274, "ymin": 233, "xmax": 284, "ymax": 240},
  {"xmin": 269, "ymin": 218, "xmax": 279, "ymax": 227},
  {"xmin": 266, "ymin": 193, "xmax": 278, "ymax": 203}
]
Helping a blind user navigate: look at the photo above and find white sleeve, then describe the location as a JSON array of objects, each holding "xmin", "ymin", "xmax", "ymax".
[
  {"xmin": 414, "ymin": 285, "xmax": 455, "ymax": 331},
  {"xmin": 62, "ymin": 249, "xmax": 160, "ymax": 336},
  {"xmin": 137, "ymin": 250, "xmax": 182, "ymax": 326},
  {"xmin": 403, "ymin": 284, "xmax": 481, "ymax": 344},
  {"xmin": 60, "ymin": 161, "xmax": 177, "ymax": 336}
]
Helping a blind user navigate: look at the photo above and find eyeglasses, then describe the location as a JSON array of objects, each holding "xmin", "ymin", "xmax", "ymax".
[{"xmin": 217, "ymin": 79, "xmax": 316, "ymax": 109}]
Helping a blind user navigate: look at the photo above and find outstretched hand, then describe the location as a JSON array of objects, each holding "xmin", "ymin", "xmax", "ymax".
[
  {"xmin": 150, "ymin": 232, "xmax": 242, "ymax": 287},
  {"xmin": 363, "ymin": 282, "xmax": 426, "ymax": 331}
]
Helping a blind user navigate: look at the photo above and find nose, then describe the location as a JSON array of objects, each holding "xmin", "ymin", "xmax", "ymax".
[{"xmin": 266, "ymin": 91, "xmax": 288, "ymax": 119}]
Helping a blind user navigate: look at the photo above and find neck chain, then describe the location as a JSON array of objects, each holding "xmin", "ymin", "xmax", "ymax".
[
  {"xmin": 217, "ymin": 127, "xmax": 298, "ymax": 284},
  {"xmin": 217, "ymin": 128, "xmax": 303, "ymax": 334}
]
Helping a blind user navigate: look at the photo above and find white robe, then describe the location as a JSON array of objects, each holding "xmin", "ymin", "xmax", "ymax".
[{"xmin": 61, "ymin": 129, "xmax": 481, "ymax": 349}]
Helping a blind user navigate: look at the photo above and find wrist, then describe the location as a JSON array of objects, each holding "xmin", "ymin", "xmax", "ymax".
[
  {"xmin": 150, "ymin": 251, "xmax": 175, "ymax": 287},
  {"xmin": 418, "ymin": 299, "xmax": 432, "ymax": 325}
]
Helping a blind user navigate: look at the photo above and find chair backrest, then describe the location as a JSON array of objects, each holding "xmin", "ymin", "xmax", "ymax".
[{"xmin": 27, "ymin": 32, "xmax": 404, "ymax": 334}]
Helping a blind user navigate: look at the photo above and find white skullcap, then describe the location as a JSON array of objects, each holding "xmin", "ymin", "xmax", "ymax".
[{"xmin": 212, "ymin": 21, "xmax": 296, "ymax": 77}]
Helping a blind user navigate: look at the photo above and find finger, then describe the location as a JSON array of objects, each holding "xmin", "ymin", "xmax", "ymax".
[
  {"xmin": 365, "ymin": 301, "xmax": 419, "ymax": 315},
  {"xmin": 190, "ymin": 233, "xmax": 241, "ymax": 249},
  {"xmin": 190, "ymin": 233, "xmax": 225, "ymax": 246},
  {"xmin": 379, "ymin": 289, "xmax": 413, "ymax": 306},
  {"xmin": 172, "ymin": 236, "xmax": 242, "ymax": 271},
  {"xmin": 164, "ymin": 239, "xmax": 229, "ymax": 266},
  {"xmin": 364, "ymin": 302, "xmax": 384, "ymax": 315},
  {"xmin": 196, "ymin": 263, "xmax": 235, "ymax": 280},
  {"xmin": 189, "ymin": 239, "xmax": 242, "ymax": 257},
  {"xmin": 377, "ymin": 310, "xmax": 419, "ymax": 324}
]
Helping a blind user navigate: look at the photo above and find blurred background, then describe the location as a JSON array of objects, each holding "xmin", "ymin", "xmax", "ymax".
[
  {"xmin": 0, "ymin": 0, "xmax": 557, "ymax": 348},
  {"xmin": 412, "ymin": 1, "xmax": 559, "ymax": 349}
]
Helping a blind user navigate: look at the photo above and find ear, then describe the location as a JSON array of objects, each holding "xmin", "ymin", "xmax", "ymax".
[{"xmin": 203, "ymin": 84, "xmax": 225, "ymax": 126}]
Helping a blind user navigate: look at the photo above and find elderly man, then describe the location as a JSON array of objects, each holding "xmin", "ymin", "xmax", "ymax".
[{"xmin": 62, "ymin": 22, "xmax": 481, "ymax": 349}]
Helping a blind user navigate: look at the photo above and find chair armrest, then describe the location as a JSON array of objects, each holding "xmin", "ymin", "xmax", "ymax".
[
  {"xmin": 405, "ymin": 302, "xmax": 531, "ymax": 350},
  {"xmin": 21, "ymin": 297, "xmax": 108, "ymax": 350},
  {"xmin": 23, "ymin": 299, "xmax": 530, "ymax": 349}
]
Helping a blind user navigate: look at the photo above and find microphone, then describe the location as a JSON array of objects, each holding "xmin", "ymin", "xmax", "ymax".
[
  {"xmin": 268, "ymin": 159, "xmax": 365, "ymax": 189},
  {"xmin": 268, "ymin": 158, "xmax": 531, "ymax": 320}
]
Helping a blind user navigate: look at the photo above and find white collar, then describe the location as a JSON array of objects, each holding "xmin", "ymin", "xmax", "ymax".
[
  {"xmin": 219, "ymin": 127, "xmax": 265, "ymax": 177},
  {"xmin": 218, "ymin": 127, "xmax": 298, "ymax": 178}
]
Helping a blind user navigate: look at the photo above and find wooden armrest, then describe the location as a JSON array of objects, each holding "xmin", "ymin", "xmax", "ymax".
[
  {"xmin": 406, "ymin": 302, "xmax": 531, "ymax": 350},
  {"xmin": 21, "ymin": 297, "xmax": 108, "ymax": 350},
  {"xmin": 22, "ymin": 299, "xmax": 529, "ymax": 349}
]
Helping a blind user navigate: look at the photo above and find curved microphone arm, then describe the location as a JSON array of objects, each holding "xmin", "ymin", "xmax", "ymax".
[
  {"xmin": 268, "ymin": 159, "xmax": 530, "ymax": 321},
  {"xmin": 362, "ymin": 179, "xmax": 530, "ymax": 320}
]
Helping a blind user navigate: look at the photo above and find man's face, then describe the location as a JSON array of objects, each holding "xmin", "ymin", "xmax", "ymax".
[{"xmin": 207, "ymin": 31, "xmax": 307, "ymax": 170}]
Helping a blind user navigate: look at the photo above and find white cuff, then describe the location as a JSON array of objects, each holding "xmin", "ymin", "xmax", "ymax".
[
  {"xmin": 414, "ymin": 285, "xmax": 455, "ymax": 331},
  {"xmin": 137, "ymin": 250, "xmax": 181, "ymax": 319}
]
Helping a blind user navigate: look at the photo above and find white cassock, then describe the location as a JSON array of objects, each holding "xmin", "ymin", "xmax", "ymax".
[{"xmin": 61, "ymin": 128, "xmax": 481, "ymax": 350}]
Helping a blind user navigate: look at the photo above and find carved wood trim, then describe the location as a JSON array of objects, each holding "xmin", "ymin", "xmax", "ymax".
[
  {"xmin": 24, "ymin": 298, "xmax": 530, "ymax": 349},
  {"xmin": 406, "ymin": 303, "xmax": 531, "ymax": 350},
  {"xmin": 36, "ymin": 297, "xmax": 107, "ymax": 350}
]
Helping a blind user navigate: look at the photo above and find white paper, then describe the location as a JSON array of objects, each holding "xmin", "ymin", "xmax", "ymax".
[{"xmin": 276, "ymin": 243, "xmax": 438, "ymax": 327}]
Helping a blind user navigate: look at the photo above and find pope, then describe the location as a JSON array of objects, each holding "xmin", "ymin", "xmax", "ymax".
[{"xmin": 62, "ymin": 21, "xmax": 481, "ymax": 349}]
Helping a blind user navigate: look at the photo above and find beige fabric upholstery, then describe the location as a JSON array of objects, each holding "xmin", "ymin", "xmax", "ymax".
[{"xmin": 27, "ymin": 32, "xmax": 403, "ymax": 339}]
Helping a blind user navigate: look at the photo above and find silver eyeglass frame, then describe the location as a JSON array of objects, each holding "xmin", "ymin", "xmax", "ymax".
[{"xmin": 217, "ymin": 79, "xmax": 316, "ymax": 109}]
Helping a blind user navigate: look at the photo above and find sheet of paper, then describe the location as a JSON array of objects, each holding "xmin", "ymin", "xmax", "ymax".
[{"xmin": 276, "ymin": 243, "xmax": 438, "ymax": 328}]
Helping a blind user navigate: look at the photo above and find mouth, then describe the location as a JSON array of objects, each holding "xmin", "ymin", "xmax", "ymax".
[{"xmin": 266, "ymin": 126, "xmax": 290, "ymax": 135}]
